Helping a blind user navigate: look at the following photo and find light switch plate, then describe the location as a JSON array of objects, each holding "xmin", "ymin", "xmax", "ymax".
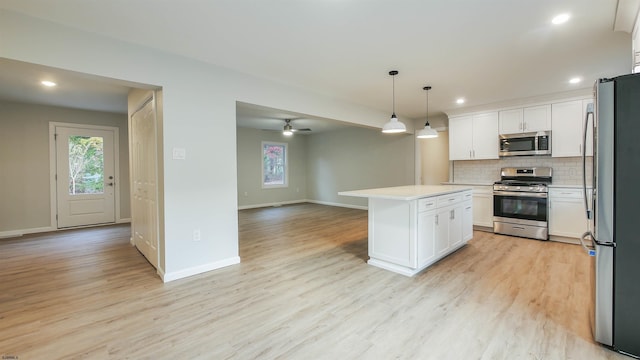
[{"xmin": 172, "ymin": 147, "xmax": 186, "ymax": 160}]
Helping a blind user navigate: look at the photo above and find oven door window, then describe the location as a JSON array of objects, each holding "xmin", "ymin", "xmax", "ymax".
[
  {"xmin": 494, "ymin": 194, "xmax": 547, "ymax": 222},
  {"xmin": 501, "ymin": 137, "xmax": 535, "ymax": 152}
]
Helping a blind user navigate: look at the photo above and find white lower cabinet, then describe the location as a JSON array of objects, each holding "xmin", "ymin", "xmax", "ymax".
[
  {"xmin": 368, "ymin": 189, "xmax": 473, "ymax": 276},
  {"xmin": 418, "ymin": 190, "xmax": 472, "ymax": 272},
  {"xmin": 435, "ymin": 206, "xmax": 452, "ymax": 256},
  {"xmin": 471, "ymin": 186, "xmax": 493, "ymax": 228},
  {"xmin": 549, "ymin": 187, "xmax": 588, "ymax": 239},
  {"xmin": 417, "ymin": 209, "xmax": 436, "ymax": 267},
  {"xmin": 463, "ymin": 199, "xmax": 473, "ymax": 241}
]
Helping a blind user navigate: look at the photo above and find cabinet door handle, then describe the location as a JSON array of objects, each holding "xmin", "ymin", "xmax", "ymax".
[
  {"xmin": 465, "ymin": 206, "xmax": 471, "ymax": 210},
  {"xmin": 450, "ymin": 209, "xmax": 454, "ymax": 220},
  {"xmin": 579, "ymin": 144, "xmax": 582, "ymax": 155},
  {"xmin": 523, "ymin": 122, "xmax": 527, "ymax": 131},
  {"xmin": 435, "ymin": 215, "xmax": 439, "ymax": 225}
]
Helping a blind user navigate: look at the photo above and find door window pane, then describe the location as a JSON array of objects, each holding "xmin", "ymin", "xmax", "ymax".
[{"xmin": 68, "ymin": 135, "xmax": 104, "ymax": 194}]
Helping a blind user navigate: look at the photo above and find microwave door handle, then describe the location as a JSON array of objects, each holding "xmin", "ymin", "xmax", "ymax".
[{"xmin": 583, "ymin": 103, "xmax": 594, "ymax": 220}]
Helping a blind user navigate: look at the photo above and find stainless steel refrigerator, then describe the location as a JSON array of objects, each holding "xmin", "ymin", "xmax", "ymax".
[{"xmin": 582, "ymin": 73, "xmax": 640, "ymax": 358}]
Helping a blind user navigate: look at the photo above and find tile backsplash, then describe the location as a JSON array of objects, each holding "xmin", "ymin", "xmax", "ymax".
[{"xmin": 452, "ymin": 156, "xmax": 592, "ymax": 185}]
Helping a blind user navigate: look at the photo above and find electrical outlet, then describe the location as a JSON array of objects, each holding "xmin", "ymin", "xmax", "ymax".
[{"xmin": 193, "ymin": 229, "xmax": 201, "ymax": 241}]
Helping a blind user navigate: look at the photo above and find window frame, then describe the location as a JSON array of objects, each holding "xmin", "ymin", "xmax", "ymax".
[{"xmin": 261, "ymin": 141, "xmax": 289, "ymax": 189}]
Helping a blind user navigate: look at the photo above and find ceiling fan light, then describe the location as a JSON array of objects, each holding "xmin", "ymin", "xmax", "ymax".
[
  {"xmin": 382, "ymin": 113, "xmax": 407, "ymax": 133},
  {"xmin": 283, "ymin": 123, "xmax": 293, "ymax": 136}
]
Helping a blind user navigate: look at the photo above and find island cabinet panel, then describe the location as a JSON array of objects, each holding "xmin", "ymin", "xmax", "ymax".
[
  {"xmin": 341, "ymin": 186, "xmax": 473, "ymax": 277},
  {"xmin": 369, "ymin": 198, "xmax": 416, "ymax": 268}
]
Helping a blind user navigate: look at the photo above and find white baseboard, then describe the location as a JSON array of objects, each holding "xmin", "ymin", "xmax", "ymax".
[
  {"xmin": 306, "ymin": 199, "xmax": 368, "ymax": 210},
  {"xmin": 238, "ymin": 199, "xmax": 368, "ymax": 211},
  {"xmin": 161, "ymin": 256, "xmax": 241, "ymax": 282},
  {"xmin": 238, "ymin": 200, "xmax": 307, "ymax": 210},
  {"xmin": 0, "ymin": 226, "xmax": 56, "ymax": 239}
]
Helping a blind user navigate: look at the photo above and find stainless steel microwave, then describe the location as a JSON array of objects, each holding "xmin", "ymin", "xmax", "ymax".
[{"xmin": 499, "ymin": 131, "xmax": 551, "ymax": 156}]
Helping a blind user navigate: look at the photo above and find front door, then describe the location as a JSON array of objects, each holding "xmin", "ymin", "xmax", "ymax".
[{"xmin": 55, "ymin": 125, "xmax": 116, "ymax": 228}]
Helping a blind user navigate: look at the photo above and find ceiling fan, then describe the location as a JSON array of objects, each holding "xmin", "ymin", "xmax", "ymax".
[{"xmin": 281, "ymin": 119, "xmax": 311, "ymax": 136}]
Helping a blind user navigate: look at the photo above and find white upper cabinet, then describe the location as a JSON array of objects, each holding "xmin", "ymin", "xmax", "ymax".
[
  {"xmin": 449, "ymin": 112, "xmax": 499, "ymax": 160},
  {"xmin": 499, "ymin": 105, "xmax": 551, "ymax": 134},
  {"xmin": 552, "ymin": 99, "xmax": 593, "ymax": 157},
  {"xmin": 449, "ymin": 115, "xmax": 474, "ymax": 160},
  {"xmin": 498, "ymin": 109, "xmax": 523, "ymax": 134},
  {"xmin": 523, "ymin": 105, "xmax": 552, "ymax": 132}
]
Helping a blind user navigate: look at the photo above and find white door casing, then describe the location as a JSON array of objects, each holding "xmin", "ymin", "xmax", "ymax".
[
  {"xmin": 53, "ymin": 124, "xmax": 117, "ymax": 228},
  {"xmin": 130, "ymin": 97, "xmax": 159, "ymax": 269}
]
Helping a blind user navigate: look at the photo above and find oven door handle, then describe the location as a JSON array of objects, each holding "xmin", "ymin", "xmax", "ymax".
[{"xmin": 493, "ymin": 191, "xmax": 548, "ymax": 198}]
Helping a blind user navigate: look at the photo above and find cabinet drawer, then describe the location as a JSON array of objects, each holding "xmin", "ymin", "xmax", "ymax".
[
  {"xmin": 549, "ymin": 188, "xmax": 583, "ymax": 199},
  {"xmin": 418, "ymin": 198, "xmax": 437, "ymax": 212},
  {"xmin": 462, "ymin": 191, "xmax": 473, "ymax": 201},
  {"xmin": 437, "ymin": 193, "xmax": 462, "ymax": 207}
]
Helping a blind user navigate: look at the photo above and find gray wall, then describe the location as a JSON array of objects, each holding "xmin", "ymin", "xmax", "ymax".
[
  {"xmin": 237, "ymin": 127, "xmax": 307, "ymax": 208},
  {"xmin": 306, "ymin": 127, "xmax": 415, "ymax": 208},
  {"xmin": 0, "ymin": 100, "xmax": 130, "ymax": 233},
  {"xmin": 236, "ymin": 126, "xmax": 415, "ymax": 209}
]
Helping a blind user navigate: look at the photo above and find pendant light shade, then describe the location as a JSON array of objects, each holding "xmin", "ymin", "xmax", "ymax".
[
  {"xmin": 417, "ymin": 86, "xmax": 438, "ymax": 139},
  {"xmin": 382, "ymin": 70, "xmax": 406, "ymax": 133}
]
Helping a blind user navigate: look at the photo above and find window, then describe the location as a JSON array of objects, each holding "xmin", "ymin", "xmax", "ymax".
[
  {"xmin": 262, "ymin": 141, "xmax": 288, "ymax": 188},
  {"xmin": 68, "ymin": 135, "xmax": 105, "ymax": 194}
]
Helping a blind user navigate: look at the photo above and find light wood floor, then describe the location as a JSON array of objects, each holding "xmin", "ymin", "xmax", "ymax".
[{"xmin": 0, "ymin": 204, "xmax": 627, "ymax": 359}]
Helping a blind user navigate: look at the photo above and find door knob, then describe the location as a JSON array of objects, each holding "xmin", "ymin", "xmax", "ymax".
[
  {"xmin": 108, "ymin": 182, "xmax": 114, "ymax": 186},
  {"xmin": 109, "ymin": 176, "xmax": 114, "ymax": 180}
]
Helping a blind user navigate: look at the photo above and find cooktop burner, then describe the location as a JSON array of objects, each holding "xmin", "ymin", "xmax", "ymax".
[{"xmin": 494, "ymin": 180, "xmax": 549, "ymax": 186}]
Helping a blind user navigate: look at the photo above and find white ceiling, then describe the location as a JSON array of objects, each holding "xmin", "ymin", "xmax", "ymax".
[{"xmin": 0, "ymin": 0, "xmax": 636, "ymax": 128}]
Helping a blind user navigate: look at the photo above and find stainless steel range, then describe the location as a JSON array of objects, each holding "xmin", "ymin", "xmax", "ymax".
[{"xmin": 493, "ymin": 167, "xmax": 552, "ymax": 240}]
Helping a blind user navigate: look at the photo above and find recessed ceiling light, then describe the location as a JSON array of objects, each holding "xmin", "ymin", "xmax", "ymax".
[
  {"xmin": 41, "ymin": 80, "xmax": 57, "ymax": 87},
  {"xmin": 569, "ymin": 77, "xmax": 582, "ymax": 84},
  {"xmin": 456, "ymin": 98, "xmax": 465, "ymax": 104},
  {"xmin": 552, "ymin": 13, "xmax": 570, "ymax": 25}
]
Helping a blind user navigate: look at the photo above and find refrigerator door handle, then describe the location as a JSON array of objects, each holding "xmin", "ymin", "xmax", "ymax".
[{"xmin": 583, "ymin": 103, "xmax": 594, "ymax": 220}]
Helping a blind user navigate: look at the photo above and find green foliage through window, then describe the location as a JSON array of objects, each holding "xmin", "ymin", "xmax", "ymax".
[{"xmin": 68, "ymin": 136, "xmax": 104, "ymax": 194}]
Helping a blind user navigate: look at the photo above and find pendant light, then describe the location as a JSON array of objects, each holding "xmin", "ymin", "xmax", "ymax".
[
  {"xmin": 382, "ymin": 70, "xmax": 407, "ymax": 133},
  {"xmin": 417, "ymin": 86, "xmax": 438, "ymax": 139}
]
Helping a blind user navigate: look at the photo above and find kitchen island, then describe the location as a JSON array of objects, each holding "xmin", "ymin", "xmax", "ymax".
[{"xmin": 339, "ymin": 185, "xmax": 473, "ymax": 276}]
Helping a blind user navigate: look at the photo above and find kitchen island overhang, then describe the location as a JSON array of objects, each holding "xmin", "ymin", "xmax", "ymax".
[{"xmin": 339, "ymin": 185, "xmax": 474, "ymax": 276}]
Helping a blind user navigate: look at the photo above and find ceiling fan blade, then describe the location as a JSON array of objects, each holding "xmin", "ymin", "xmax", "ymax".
[{"xmin": 292, "ymin": 128, "xmax": 312, "ymax": 132}]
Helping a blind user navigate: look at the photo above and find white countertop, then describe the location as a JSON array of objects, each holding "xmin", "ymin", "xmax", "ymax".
[
  {"xmin": 338, "ymin": 185, "xmax": 472, "ymax": 201},
  {"xmin": 441, "ymin": 181, "xmax": 494, "ymax": 186}
]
